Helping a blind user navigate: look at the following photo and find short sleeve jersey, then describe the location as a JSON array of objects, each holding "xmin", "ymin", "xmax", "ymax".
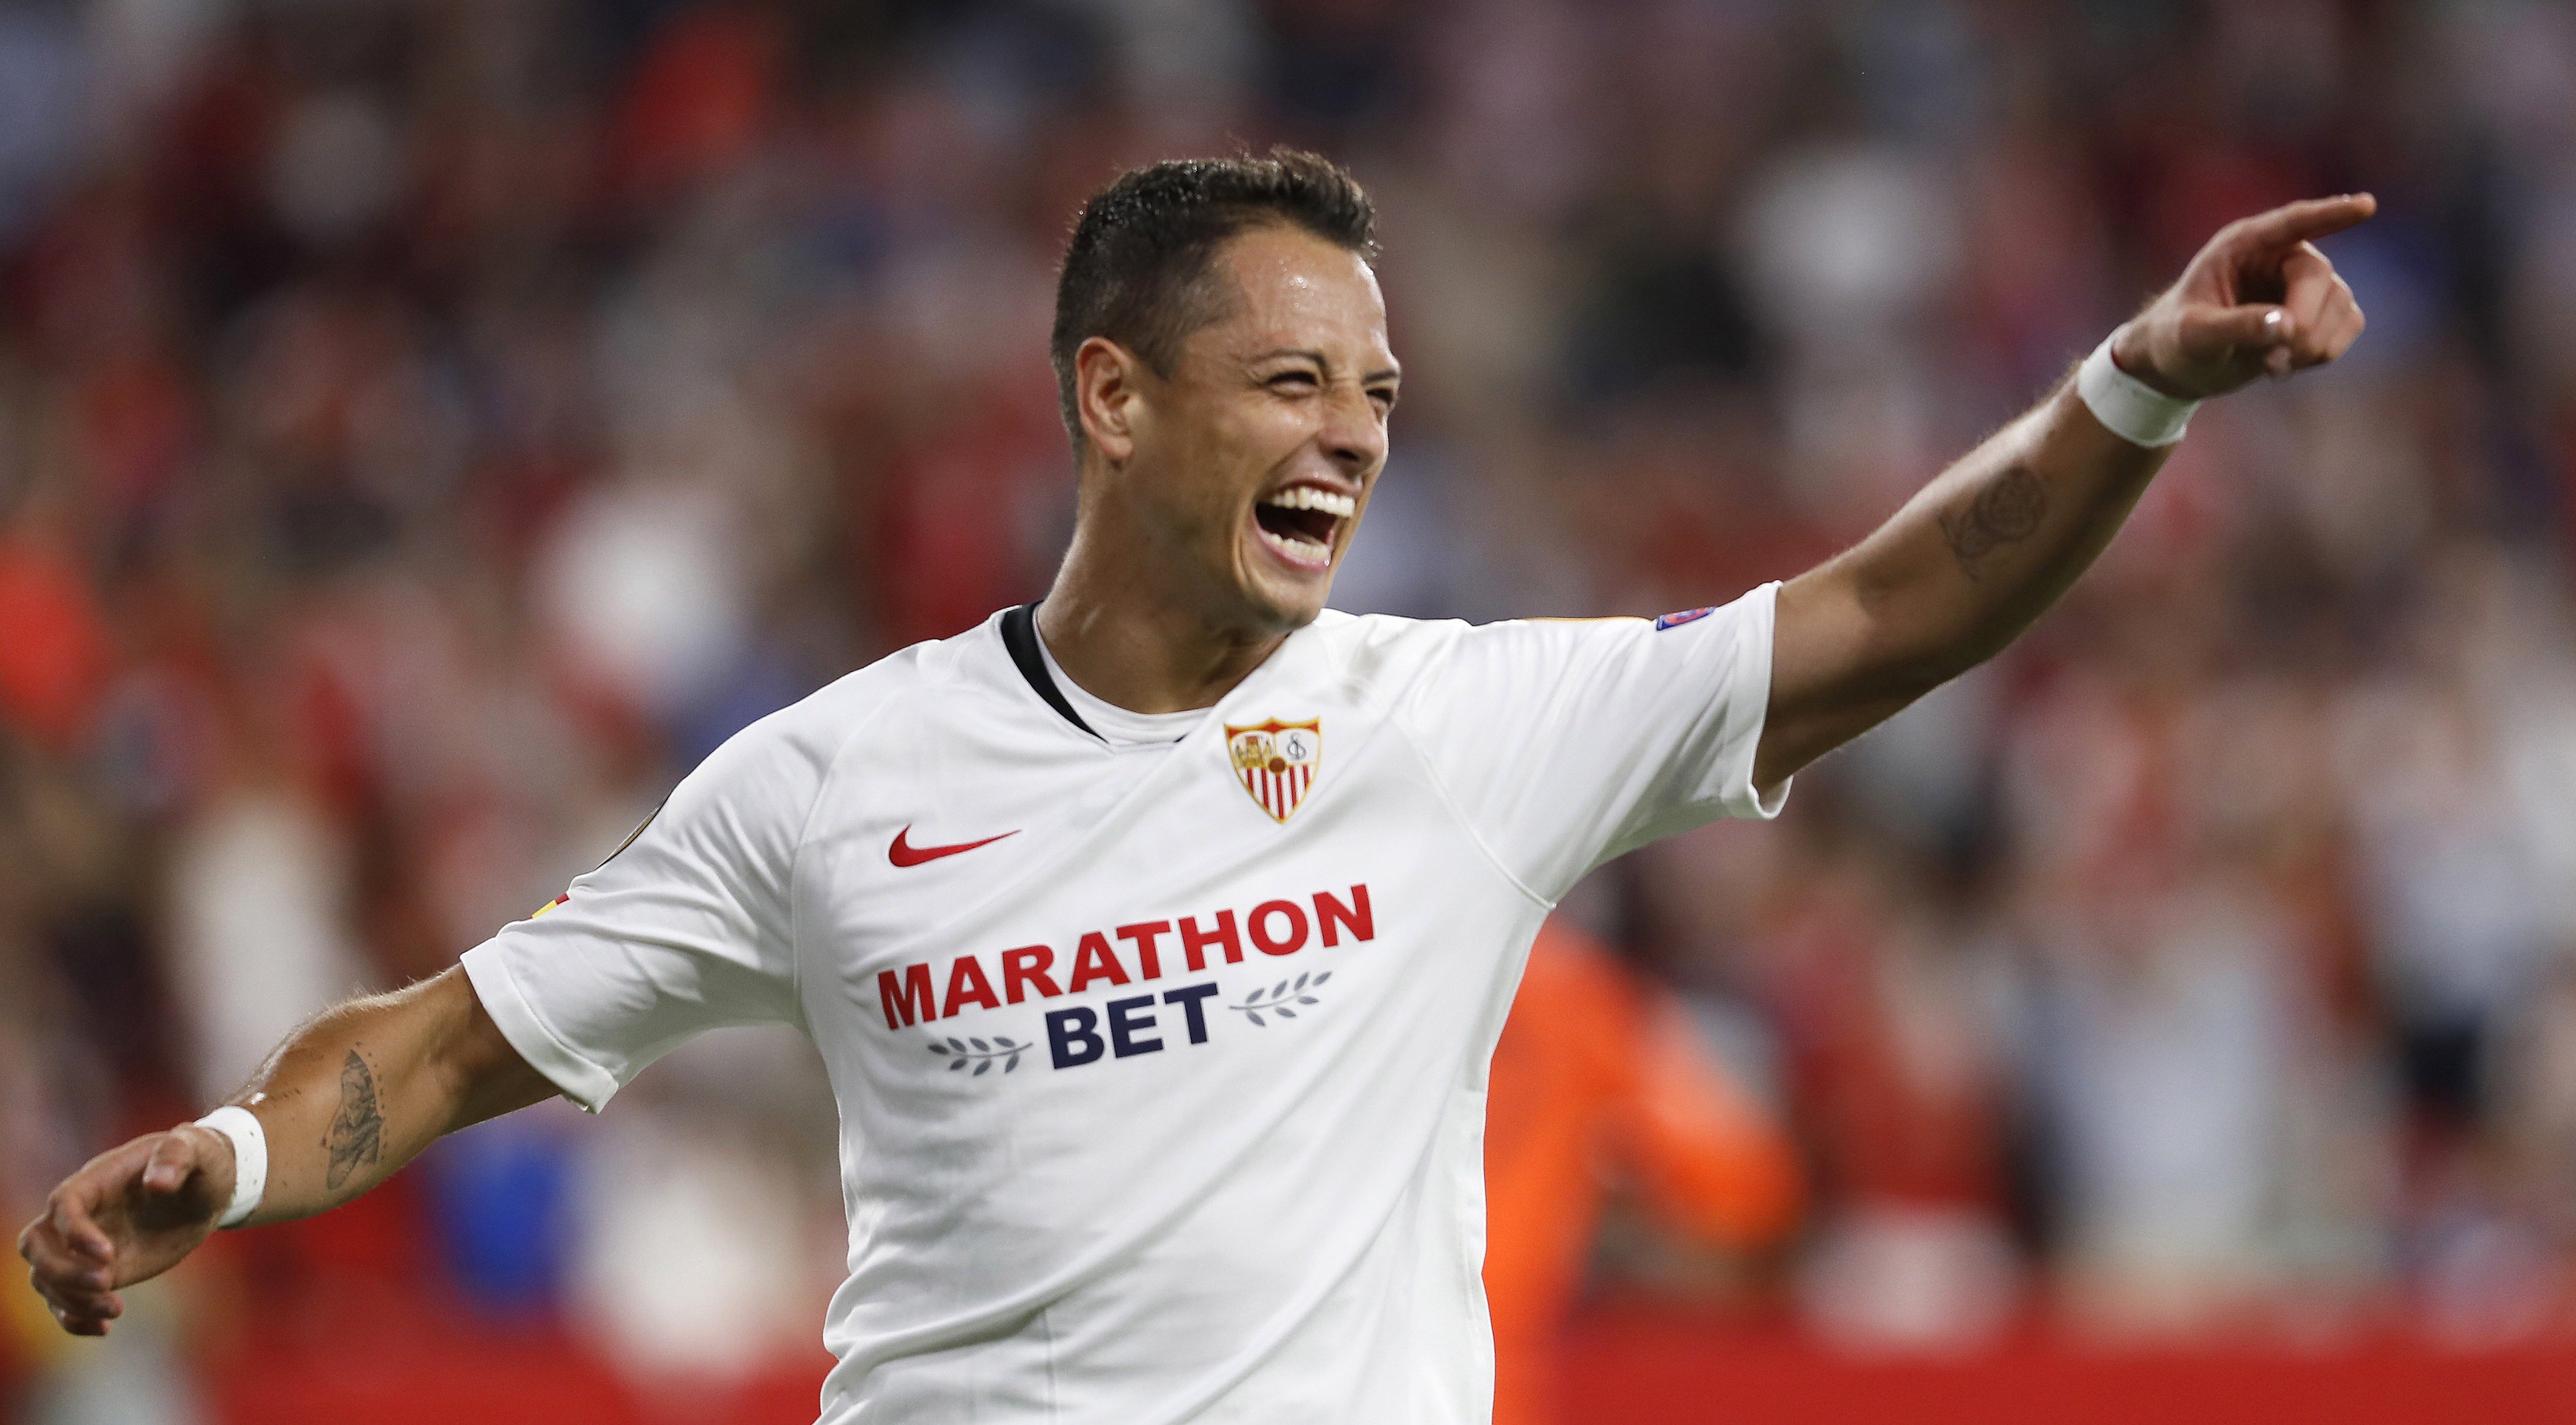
[{"xmin": 461, "ymin": 585, "xmax": 1786, "ymax": 1425}]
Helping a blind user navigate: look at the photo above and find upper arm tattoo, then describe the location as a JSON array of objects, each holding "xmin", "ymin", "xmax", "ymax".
[
  {"xmin": 323, "ymin": 1049, "xmax": 384, "ymax": 1191},
  {"xmin": 1938, "ymin": 464, "xmax": 2048, "ymax": 578}
]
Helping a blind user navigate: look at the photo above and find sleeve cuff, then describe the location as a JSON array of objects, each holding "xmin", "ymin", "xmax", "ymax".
[
  {"xmin": 460, "ymin": 941, "xmax": 623, "ymax": 1114},
  {"xmin": 1720, "ymin": 581, "xmax": 1793, "ymax": 821}
]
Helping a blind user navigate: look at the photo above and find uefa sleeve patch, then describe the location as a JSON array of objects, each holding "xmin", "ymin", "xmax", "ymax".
[{"xmin": 1653, "ymin": 607, "xmax": 1715, "ymax": 630}]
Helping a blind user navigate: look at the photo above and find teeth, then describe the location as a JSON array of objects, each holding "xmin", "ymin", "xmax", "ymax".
[
  {"xmin": 1262, "ymin": 487, "xmax": 1357, "ymax": 518},
  {"xmin": 1257, "ymin": 526, "xmax": 1332, "ymax": 565}
]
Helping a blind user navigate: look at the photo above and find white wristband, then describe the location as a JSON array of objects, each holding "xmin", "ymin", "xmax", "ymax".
[
  {"xmin": 2077, "ymin": 329, "xmax": 2199, "ymax": 447},
  {"xmin": 193, "ymin": 1106, "xmax": 267, "ymax": 1229}
]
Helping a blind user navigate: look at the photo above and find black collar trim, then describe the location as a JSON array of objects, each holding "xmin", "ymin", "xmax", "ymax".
[{"xmin": 1001, "ymin": 603, "xmax": 1100, "ymax": 740}]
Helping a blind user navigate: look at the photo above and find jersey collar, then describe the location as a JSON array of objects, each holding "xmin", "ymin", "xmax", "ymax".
[
  {"xmin": 995, "ymin": 603, "xmax": 1343, "ymax": 744},
  {"xmin": 1000, "ymin": 603, "xmax": 1101, "ymax": 740}
]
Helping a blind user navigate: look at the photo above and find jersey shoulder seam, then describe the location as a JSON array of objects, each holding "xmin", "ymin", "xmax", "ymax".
[{"xmin": 1335, "ymin": 625, "xmax": 1557, "ymax": 913}]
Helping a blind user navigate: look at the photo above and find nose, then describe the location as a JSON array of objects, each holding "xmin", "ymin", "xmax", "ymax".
[{"xmin": 1318, "ymin": 382, "xmax": 1386, "ymax": 477}]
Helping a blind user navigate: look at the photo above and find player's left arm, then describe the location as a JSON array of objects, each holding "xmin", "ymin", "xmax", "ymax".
[{"xmin": 1755, "ymin": 193, "xmax": 2375, "ymax": 790}]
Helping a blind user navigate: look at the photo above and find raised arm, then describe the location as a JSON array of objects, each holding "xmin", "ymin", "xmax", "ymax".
[
  {"xmin": 1755, "ymin": 194, "xmax": 2375, "ymax": 789},
  {"xmin": 16, "ymin": 966, "xmax": 556, "ymax": 1336}
]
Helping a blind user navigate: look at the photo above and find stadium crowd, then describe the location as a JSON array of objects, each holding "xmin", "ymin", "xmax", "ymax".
[{"xmin": 6, "ymin": 0, "xmax": 2576, "ymax": 1418}]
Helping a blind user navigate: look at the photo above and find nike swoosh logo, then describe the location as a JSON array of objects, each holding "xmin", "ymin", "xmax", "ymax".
[{"xmin": 889, "ymin": 825, "xmax": 1019, "ymax": 868}]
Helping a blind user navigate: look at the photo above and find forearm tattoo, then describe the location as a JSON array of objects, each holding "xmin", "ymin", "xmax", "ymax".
[
  {"xmin": 323, "ymin": 1049, "xmax": 384, "ymax": 1191},
  {"xmin": 1938, "ymin": 464, "xmax": 2048, "ymax": 578}
]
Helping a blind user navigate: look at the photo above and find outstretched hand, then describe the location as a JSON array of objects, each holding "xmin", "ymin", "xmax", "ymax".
[
  {"xmin": 16, "ymin": 1125, "xmax": 235, "ymax": 1336},
  {"xmin": 2111, "ymin": 193, "xmax": 2376, "ymax": 399}
]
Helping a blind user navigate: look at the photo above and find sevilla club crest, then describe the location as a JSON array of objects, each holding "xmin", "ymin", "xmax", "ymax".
[{"xmin": 1225, "ymin": 718, "xmax": 1322, "ymax": 823}]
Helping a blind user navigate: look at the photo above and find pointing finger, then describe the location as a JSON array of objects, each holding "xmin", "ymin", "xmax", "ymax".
[{"xmin": 2233, "ymin": 193, "xmax": 2377, "ymax": 251}]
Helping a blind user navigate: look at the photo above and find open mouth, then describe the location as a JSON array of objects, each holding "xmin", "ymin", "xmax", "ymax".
[{"xmin": 1252, "ymin": 485, "xmax": 1355, "ymax": 569}]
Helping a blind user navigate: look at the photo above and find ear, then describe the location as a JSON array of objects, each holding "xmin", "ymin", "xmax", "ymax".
[{"xmin": 1073, "ymin": 336, "xmax": 1149, "ymax": 464}]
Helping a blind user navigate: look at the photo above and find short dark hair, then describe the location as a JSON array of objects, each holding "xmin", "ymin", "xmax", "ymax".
[{"xmin": 1049, "ymin": 148, "xmax": 1378, "ymax": 446}]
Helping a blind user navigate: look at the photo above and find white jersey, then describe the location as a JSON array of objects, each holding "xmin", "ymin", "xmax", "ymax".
[{"xmin": 461, "ymin": 588, "xmax": 1786, "ymax": 1424}]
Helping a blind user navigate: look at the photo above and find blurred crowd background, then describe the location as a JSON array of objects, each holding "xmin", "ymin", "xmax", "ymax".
[{"xmin": 8, "ymin": 0, "xmax": 2576, "ymax": 1421}]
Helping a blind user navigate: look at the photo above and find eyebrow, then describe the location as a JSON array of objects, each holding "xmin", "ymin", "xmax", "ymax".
[{"xmin": 1249, "ymin": 347, "xmax": 1402, "ymax": 383}]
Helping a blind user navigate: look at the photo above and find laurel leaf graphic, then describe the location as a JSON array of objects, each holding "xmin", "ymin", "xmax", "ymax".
[
  {"xmin": 992, "ymin": 1036, "xmax": 1017, "ymax": 1049},
  {"xmin": 927, "ymin": 1044, "xmax": 948, "ymax": 1055},
  {"xmin": 1276, "ymin": 1008, "xmax": 1297, "ymax": 1019},
  {"xmin": 948, "ymin": 1059, "xmax": 967, "ymax": 1070},
  {"xmin": 1274, "ymin": 980, "xmax": 1290, "ymax": 997},
  {"xmin": 946, "ymin": 1038, "xmax": 968, "ymax": 1053},
  {"xmin": 1246, "ymin": 986, "xmax": 1266, "ymax": 1003},
  {"xmin": 1247, "ymin": 1010, "xmax": 1266, "ymax": 1026},
  {"xmin": 1298, "ymin": 996, "xmax": 1317, "ymax": 1004},
  {"xmin": 974, "ymin": 1060, "xmax": 991, "ymax": 1076},
  {"xmin": 971, "ymin": 1038, "xmax": 989, "ymax": 1052},
  {"xmin": 1295, "ymin": 973, "xmax": 1309, "ymax": 991},
  {"xmin": 1315, "ymin": 972, "xmax": 1332, "ymax": 985},
  {"xmin": 1006, "ymin": 1053, "xmax": 1021, "ymax": 1072}
]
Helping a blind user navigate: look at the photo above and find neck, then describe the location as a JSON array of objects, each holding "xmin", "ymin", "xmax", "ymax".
[{"xmin": 1037, "ymin": 521, "xmax": 1291, "ymax": 715}]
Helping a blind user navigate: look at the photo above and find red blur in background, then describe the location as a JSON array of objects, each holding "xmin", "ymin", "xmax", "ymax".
[{"xmin": 8, "ymin": 2, "xmax": 2576, "ymax": 1422}]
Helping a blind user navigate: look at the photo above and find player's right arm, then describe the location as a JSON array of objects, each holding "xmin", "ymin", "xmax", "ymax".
[
  {"xmin": 16, "ymin": 966, "xmax": 554, "ymax": 1336},
  {"xmin": 22, "ymin": 690, "xmax": 829, "ymax": 1339},
  {"xmin": 20, "ymin": 677, "xmax": 846, "ymax": 1338}
]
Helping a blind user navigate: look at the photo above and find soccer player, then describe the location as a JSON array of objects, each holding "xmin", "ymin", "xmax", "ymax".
[{"xmin": 21, "ymin": 152, "xmax": 2367, "ymax": 1421}]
